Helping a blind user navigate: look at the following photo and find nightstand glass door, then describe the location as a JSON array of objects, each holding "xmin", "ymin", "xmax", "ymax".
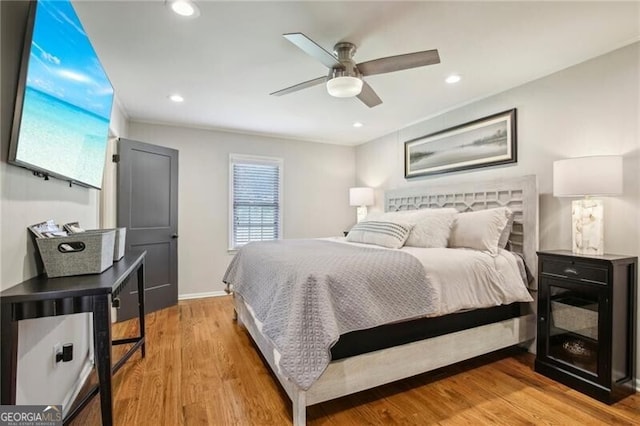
[{"xmin": 547, "ymin": 284, "xmax": 602, "ymax": 376}]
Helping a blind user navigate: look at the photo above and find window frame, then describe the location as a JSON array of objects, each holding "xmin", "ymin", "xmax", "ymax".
[{"xmin": 228, "ymin": 153, "xmax": 284, "ymax": 251}]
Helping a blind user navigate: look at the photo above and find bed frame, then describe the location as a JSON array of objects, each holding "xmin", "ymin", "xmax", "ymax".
[{"xmin": 234, "ymin": 175, "xmax": 539, "ymax": 426}]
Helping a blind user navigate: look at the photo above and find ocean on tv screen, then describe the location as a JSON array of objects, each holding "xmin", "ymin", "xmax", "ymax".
[{"xmin": 16, "ymin": 87, "xmax": 110, "ymax": 188}]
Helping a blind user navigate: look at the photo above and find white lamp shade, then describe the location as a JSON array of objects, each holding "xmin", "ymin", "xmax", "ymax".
[
  {"xmin": 349, "ymin": 187, "xmax": 374, "ymax": 206},
  {"xmin": 327, "ymin": 76, "xmax": 363, "ymax": 98},
  {"xmin": 553, "ymin": 155, "xmax": 623, "ymax": 197}
]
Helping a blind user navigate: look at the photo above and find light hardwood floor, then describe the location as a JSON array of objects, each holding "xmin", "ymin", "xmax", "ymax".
[{"xmin": 70, "ymin": 296, "xmax": 639, "ymax": 425}]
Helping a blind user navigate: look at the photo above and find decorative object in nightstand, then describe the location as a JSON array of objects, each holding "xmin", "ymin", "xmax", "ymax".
[
  {"xmin": 553, "ymin": 155, "xmax": 623, "ymax": 255},
  {"xmin": 349, "ymin": 187, "xmax": 374, "ymax": 223},
  {"xmin": 535, "ymin": 250, "xmax": 637, "ymax": 404}
]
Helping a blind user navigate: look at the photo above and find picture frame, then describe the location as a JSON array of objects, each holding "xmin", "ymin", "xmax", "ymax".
[{"xmin": 404, "ymin": 109, "xmax": 517, "ymax": 178}]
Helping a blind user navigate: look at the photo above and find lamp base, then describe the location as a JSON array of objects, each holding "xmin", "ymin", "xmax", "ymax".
[
  {"xmin": 572, "ymin": 198, "xmax": 603, "ymax": 255},
  {"xmin": 356, "ymin": 206, "xmax": 368, "ymax": 223}
]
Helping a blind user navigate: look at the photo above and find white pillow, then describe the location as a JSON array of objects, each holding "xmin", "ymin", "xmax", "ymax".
[
  {"xmin": 449, "ymin": 208, "xmax": 511, "ymax": 256},
  {"xmin": 380, "ymin": 208, "xmax": 458, "ymax": 248},
  {"xmin": 346, "ymin": 221, "xmax": 413, "ymax": 249},
  {"xmin": 498, "ymin": 208, "xmax": 515, "ymax": 249}
]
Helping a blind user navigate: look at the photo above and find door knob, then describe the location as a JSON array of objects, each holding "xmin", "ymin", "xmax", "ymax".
[{"xmin": 172, "ymin": 234, "xmax": 179, "ymax": 239}]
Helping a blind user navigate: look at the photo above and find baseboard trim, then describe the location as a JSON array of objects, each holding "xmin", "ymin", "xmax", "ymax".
[
  {"xmin": 178, "ymin": 290, "xmax": 227, "ymax": 301},
  {"xmin": 62, "ymin": 355, "xmax": 94, "ymax": 416}
]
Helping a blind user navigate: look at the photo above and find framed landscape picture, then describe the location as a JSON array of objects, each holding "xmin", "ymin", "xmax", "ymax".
[{"xmin": 404, "ymin": 109, "xmax": 517, "ymax": 178}]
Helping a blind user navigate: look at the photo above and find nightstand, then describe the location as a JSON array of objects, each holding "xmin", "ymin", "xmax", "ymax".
[{"xmin": 535, "ymin": 250, "xmax": 637, "ymax": 404}]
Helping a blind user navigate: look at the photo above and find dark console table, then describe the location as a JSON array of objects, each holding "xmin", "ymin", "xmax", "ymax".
[{"xmin": 1, "ymin": 250, "xmax": 146, "ymax": 425}]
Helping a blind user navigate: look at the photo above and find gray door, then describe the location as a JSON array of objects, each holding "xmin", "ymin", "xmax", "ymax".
[{"xmin": 116, "ymin": 138, "xmax": 178, "ymax": 321}]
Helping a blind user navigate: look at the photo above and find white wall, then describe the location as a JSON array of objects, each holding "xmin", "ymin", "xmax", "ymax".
[
  {"xmin": 356, "ymin": 42, "xmax": 640, "ymax": 382},
  {"xmin": 100, "ymin": 97, "xmax": 128, "ymax": 229},
  {"xmin": 0, "ymin": 1, "xmax": 128, "ymax": 409},
  {"xmin": 127, "ymin": 122, "xmax": 356, "ymax": 297}
]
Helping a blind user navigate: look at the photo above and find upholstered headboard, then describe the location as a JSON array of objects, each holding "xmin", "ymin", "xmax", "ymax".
[{"xmin": 385, "ymin": 175, "xmax": 539, "ymax": 286}]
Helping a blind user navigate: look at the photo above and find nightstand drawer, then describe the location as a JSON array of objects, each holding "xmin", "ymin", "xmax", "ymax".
[{"xmin": 540, "ymin": 258, "xmax": 608, "ymax": 284}]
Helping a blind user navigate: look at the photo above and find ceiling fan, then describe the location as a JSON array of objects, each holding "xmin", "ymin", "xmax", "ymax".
[{"xmin": 270, "ymin": 33, "xmax": 441, "ymax": 108}]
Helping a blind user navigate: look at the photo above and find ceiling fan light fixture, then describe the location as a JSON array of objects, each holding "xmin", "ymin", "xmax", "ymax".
[{"xmin": 326, "ymin": 76, "xmax": 363, "ymax": 98}]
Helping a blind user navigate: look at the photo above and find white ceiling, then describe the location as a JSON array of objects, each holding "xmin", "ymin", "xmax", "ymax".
[{"xmin": 73, "ymin": 1, "xmax": 640, "ymax": 146}]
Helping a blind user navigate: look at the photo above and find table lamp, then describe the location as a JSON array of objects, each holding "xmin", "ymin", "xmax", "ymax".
[
  {"xmin": 349, "ymin": 187, "xmax": 374, "ymax": 223},
  {"xmin": 553, "ymin": 155, "xmax": 623, "ymax": 255}
]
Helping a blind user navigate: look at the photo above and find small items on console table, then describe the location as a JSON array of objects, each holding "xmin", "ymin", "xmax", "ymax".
[
  {"xmin": 535, "ymin": 250, "xmax": 637, "ymax": 404},
  {"xmin": 0, "ymin": 250, "xmax": 146, "ymax": 425}
]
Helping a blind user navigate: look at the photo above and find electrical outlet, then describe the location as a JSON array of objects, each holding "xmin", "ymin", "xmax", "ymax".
[{"xmin": 53, "ymin": 343, "xmax": 61, "ymax": 367}]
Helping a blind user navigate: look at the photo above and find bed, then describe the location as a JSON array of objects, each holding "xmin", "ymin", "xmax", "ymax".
[{"xmin": 227, "ymin": 175, "xmax": 538, "ymax": 425}]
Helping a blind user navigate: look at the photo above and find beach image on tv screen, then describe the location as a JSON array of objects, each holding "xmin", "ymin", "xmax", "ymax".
[{"xmin": 15, "ymin": 0, "xmax": 113, "ymax": 188}]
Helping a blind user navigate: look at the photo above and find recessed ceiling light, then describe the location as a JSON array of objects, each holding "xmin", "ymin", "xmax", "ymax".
[
  {"xmin": 353, "ymin": 122, "xmax": 363, "ymax": 128},
  {"xmin": 169, "ymin": 94, "xmax": 184, "ymax": 103},
  {"xmin": 169, "ymin": 0, "xmax": 200, "ymax": 17},
  {"xmin": 446, "ymin": 75, "xmax": 461, "ymax": 84}
]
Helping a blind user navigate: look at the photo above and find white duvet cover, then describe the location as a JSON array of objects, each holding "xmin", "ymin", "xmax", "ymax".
[{"xmin": 325, "ymin": 237, "xmax": 533, "ymax": 316}]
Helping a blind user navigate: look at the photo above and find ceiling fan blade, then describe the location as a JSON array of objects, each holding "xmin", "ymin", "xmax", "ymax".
[
  {"xmin": 357, "ymin": 49, "xmax": 440, "ymax": 76},
  {"xmin": 357, "ymin": 81, "xmax": 382, "ymax": 108},
  {"xmin": 270, "ymin": 76, "xmax": 327, "ymax": 96},
  {"xmin": 283, "ymin": 33, "xmax": 342, "ymax": 69}
]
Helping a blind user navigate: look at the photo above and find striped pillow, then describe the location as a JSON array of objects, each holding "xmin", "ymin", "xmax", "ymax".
[{"xmin": 346, "ymin": 221, "xmax": 413, "ymax": 249}]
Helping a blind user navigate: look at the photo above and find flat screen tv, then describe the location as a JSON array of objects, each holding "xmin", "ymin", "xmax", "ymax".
[{"xmin": 9, "ymin": 0, "xmax": 114, "ymax": 189}]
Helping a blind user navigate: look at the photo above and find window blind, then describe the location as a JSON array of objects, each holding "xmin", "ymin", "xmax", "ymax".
[{"xmin": 231, "ymin": 159, "xmax": 281, "ymax": 248}]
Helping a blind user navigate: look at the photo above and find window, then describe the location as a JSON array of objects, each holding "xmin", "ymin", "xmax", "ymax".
[{"xmin": 229, "ymin": 154, "xmax": 283, "ymax": 250}]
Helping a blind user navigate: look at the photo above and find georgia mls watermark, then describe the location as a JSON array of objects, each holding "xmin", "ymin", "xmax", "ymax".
[{"xmin": 0, "ymin": 405, "xmax": 62, "ymax": 426}]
